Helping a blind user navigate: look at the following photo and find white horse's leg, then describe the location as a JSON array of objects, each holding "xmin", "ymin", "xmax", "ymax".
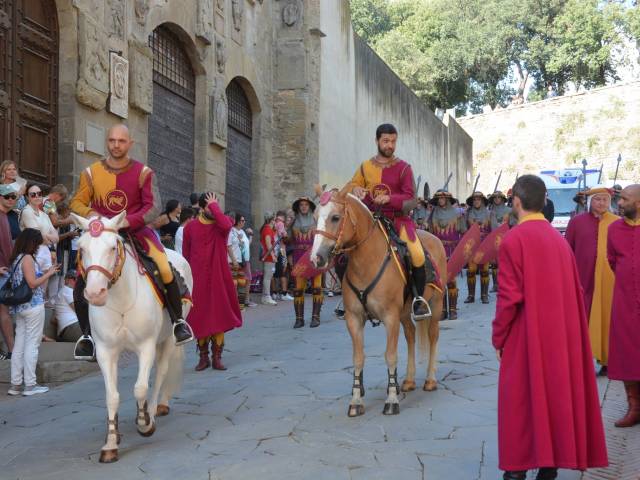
[
  {"xmin": 345, "ymin": 310, "xmax": 366, "ymax": 418},
  {"xmin": 149, "ymin": 336, "xmax": 174, "ymax": 418},
  {"xmin": 96, "ymin": 346, "xmax": 121, "ymax": 463},
  {"xmin": 382, "ymin": 314, "xmax": 401, "ymax": 415},
  {"xmin": 134, "ymin": 340, "xmax": 157, "ymax": 437}
]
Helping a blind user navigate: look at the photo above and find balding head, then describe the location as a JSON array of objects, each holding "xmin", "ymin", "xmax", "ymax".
[
  {"xmin": 106, "ymin": 124, "xmax": 133, "ymax": 161},
  {"xmin": 619, "ymin": 184, "xmax": 640, "ymax": 220}
]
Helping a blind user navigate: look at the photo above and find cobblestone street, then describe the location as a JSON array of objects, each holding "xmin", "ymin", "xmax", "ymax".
[{"xmin": 0, "ymin": 295, "xmax": 635, "ymax": 480}]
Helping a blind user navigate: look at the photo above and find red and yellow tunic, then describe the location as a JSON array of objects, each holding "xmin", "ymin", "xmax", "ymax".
[
  {"xmin": 70, "ymin": 159, "xmax": 172, "ymax": 283},
  {"xmin": 351, "ymin": 157, "xmax": 424, "ymax": 266}
]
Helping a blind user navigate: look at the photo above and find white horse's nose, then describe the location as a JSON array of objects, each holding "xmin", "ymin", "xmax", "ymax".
[{"xmin": 85, "ymin": 287, "xmax": 107, "ymax": 306}]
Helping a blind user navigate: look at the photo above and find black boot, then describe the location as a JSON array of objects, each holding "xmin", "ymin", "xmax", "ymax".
[
  {"xmin": 310, "ymin": 288, "xmax": 323, "ymax": 328},
  {"xmin": 536, "ymin": 468, "xmax": 558, "ymax": 480},
  {"xmin": 464, "ymin": 268, "xmax": 476, "ymax": 303},
  {"xmin": 411, "ymin": 266, "xmax": 431, "ymax": 321},
  {"xmin": 448, "ymin": 286, "xmax": 459, "ymax": 320},
  {"xmin": 164, "ymin": 278, "xmax": 194, "ymax": 345},
  {"xmin": 503, "ymin": 472, "xmax": 527, "ymax": 480},
  {"xmin": 480, "ymin": 268, "xmax": 490, "ymax": 304},
  {"xmin": 293, "ymin": 290, "xmax": 304, "ymax": 328},
  {"xmin": 73, "ymin": 275, "xmax": 95, "ymax": 360}
]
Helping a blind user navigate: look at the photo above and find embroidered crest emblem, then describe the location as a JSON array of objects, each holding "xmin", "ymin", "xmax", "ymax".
[
  {"xmin": 89, "ymin": 219, "xmax": 105, "ymax": 237},
  {"xmin": 105, "ymin": 190, "xmax": 128, "ymax": 213},
  {"xmin": 371, "ymin": 183, "xmax": 391, "ymax": 199}
]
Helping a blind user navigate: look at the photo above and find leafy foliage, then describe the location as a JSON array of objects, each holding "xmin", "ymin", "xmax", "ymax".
[{"xmin": 350, "ymin": 0, "xmax": 638, "ymax": 113}]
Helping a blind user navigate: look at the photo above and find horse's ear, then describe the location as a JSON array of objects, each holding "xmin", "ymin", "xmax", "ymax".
[
  {"xmin": 314, "ymin": 183, "xmax": 324, "ymax": 198},
  {"xmin": 69, "ymin": 213, "xmax": 90, "ymax": 231},
  {"xmin": 107, "ymin": 211, "xmax": 128, "ymax": 230},
  {"xmin": 337, "ymin": 182, "xmax": 354, "ymax": 200}
]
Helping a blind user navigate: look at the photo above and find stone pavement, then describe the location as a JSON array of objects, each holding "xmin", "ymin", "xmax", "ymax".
[{"xmin": 0, "ymin": 294, "xmax": 629, "ymax": 480}]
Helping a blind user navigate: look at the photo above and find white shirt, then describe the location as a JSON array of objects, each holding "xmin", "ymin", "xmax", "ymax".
[
  {"xmin": 54, "ymin": 285, "xmax": 78, "ymax": 334},
  {"xmin": 227, "ymin": 227, "xmax": 250, "ymax": 264},
  {"xmin": 175, "ymin": 226, "xmax": 184, "ymax": 256},
  {"xmin": 19, "ymin": 204, "xmax": 58, "ymax": 244}
]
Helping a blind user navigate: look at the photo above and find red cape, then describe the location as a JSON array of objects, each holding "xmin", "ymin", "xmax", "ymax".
[
  {"xmin": 565, "ymin": 212, "xmax": 598, "ymax": 316},
  {"xmin": 493, "ymin": 217, "xmax": 607, "ymax": 471},
  {"xmin": 607, "ymin": 218, "xmax": 640, "ymax": 380},
  {"xmin": 183, "ymin": 203, "xmax": 242, "ymax": 338}
]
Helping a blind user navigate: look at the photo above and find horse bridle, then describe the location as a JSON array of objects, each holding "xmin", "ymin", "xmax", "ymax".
[
  {"xmin": 78, "ymin": 221, "xmax": 126, "ymax": 288},
  {"xmin": 314, "ymin": 198, "xmax": 375, "ymax": 256}
]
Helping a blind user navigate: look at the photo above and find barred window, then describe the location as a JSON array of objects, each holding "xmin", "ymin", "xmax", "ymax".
[
  {"xmin": 227, "ymin": 80, "xmax": 252, "ymax": 137},
  {"xmin": 149, "ymin": 26, "xmax": 195, "ymax": 103}
]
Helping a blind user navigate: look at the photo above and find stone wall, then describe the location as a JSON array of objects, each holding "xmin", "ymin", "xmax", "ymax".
[
  {"xmin": 317, "ymin": 0, "xmax": 473, "ymax": 200},
  {"xmin": 459, "ymin": 81, "xmax": 640, "ymax": 193}
]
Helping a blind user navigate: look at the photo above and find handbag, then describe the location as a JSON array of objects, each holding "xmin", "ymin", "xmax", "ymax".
[{"xmin": 0, "ymin": 255, "xmax": 34, "ymax": 306}]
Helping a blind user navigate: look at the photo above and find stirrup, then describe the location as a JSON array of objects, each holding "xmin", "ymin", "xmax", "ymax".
[
  {"xmin": 411, "ymin": 296, "xmax": 432, "ymax": 322},
  {"xmin": 74, "ymin": 335, "xmax": 96, "ymax": 361},
  {"xmin": 173, "ymin": 319, "xmax": 195, "ymax": 346}
]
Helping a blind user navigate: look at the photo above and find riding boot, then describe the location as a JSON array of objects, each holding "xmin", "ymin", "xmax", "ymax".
[
  {"xmin": 480, "ymin": 268, "xmax": 490, "ymax": 304},
  {"xmin": 491, "ymin": 266, "xmax": 498, "ymax": 292},
  {"xmin": 411, "ymin": 266, "xmax": 431, "ymax": 320},
  {"xmin": 293, "ymin": 289, "xmax": 305, "ymax": 328},
  {"xmin": 310, "ymin": 288, "xmax": 323, "ymax": 328},
  {"xmin": 73, "ymin": 275, "xmax": 95, "ymax": 360},
  {"xmin": 535, "ymin": 468, "xmax": 558, "ymax": 480},
  {"xmin": 615, "ymin": 381, "xmax": 640, "ymax": 428},
  {"xmin": 464, "ymin": 268, "xmax": 476, "ymax": 303},
  {"xmin": 503, "ymin": 471, "xmax": 527, "ymax": 480},
  {"xmin": 164, "ymin": 278, "xmax": 194, "ymax": 346},
  {"xmin": 211, "ymin": 340, "xmax": 227, "ymax": 371},
  {"xmin": 448, "ymin": 286, "xmax": 459, "ymax": 320},
  {"xmin": 195, "ymin": 338, "xmax": 210, "ymax": 371}
]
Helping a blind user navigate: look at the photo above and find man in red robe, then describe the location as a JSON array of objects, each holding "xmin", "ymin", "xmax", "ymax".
[
  {"xmin": 492, "ymin": 175, "xmax": 608, "ymax": 480},
  {"xmin": 183, "ymin": 193, "xmax": 242, "ymax": 371},
  {"xmin": 565, "ymin": 187, "xmax": 618, "ymax": 376},
  {"xmin": 607, "ymin": 184, "xmax": 640, "ymax": 428}
]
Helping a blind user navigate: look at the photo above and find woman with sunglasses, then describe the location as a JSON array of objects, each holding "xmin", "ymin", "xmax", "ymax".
[{"xmin": 19, "ymin": 185, "xmax": 59, "ymax": 274}]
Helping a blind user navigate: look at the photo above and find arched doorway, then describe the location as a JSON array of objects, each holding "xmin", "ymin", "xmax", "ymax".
[
  {"xmin": 0, "ymin": 0, "xmax": 58, "ymax": 185},
  {"xmin": 148, "ymin": 24, "xmax": 195, "ymax": 206},
  {"xmin": 225, "ymin": 79, "xmax": 253, "ymax": 220}
]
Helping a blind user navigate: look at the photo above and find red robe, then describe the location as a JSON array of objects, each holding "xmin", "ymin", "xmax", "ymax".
[
  {"xmin": 182, "ymin": 203, "xmax": 242, "ymax": 339},
  {"xmin": 607, "ymin": 218, "xmax": 640, "ymax": 381},
  {"xmin": 565, "ymin": 212, "xmax": 598, "ymax": 314},
  {"xmin": 493, "ymin": 214, "xmax": 607, "ymax": 472}
]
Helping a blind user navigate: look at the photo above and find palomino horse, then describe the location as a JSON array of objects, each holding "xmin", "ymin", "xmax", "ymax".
[
  {"xmin": 310, "ymin": 186, "xmax": 447, "ymax": 417},
  {"xmin": 71, "ymin": 212, "xmax": 192, "ymax": 463}
]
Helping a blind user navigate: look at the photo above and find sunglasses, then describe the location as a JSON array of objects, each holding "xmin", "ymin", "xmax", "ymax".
[
  {"xmin": 2, "ymin": 194, "xmax": 17, "ymax": 200},
  {"xmin": 28, "ymin": 191, "xmax": 43, "ymax": 198}
]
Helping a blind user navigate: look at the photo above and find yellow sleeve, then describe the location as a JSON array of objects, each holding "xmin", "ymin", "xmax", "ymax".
[
  {"xmin": 350, "ymin": 162, "xmax": 367, "ymax": 188},
  {"xmin": 70, "ymin": 168, "xmax": 97, "ymax": 218}
]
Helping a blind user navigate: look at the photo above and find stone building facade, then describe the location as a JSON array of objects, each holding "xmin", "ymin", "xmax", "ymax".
[{"xmin": 1, "ymin": 0, "xmax": 473, "ymax": 227}]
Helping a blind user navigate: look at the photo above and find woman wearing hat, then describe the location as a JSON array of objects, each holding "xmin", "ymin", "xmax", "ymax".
[
  {"xmin": 465, "ymin": 192, "xmax": 492, "ymax": 304},
  {"xmin": 428, "ymin": 190, "xmax": 466, "ymax": 319},
  {"xmin": 290, "ymin": 196, "xmax": 323, "ymax": 328}
]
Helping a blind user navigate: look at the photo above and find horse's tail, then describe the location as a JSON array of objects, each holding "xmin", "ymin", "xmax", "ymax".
[{"xmin": 162, "ymin": 344, "xmax": 185, "ymax": 401}]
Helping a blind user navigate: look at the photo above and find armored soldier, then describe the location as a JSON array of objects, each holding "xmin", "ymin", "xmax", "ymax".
[
  {"xmin": 572, "ymin": 191, "xmax": 588, "ymax": 218},
  {"xmin": 488, "ymin": 191, "xmax": 512, "ymax": 292},
  {"xmin": 290, "ymin": 196, "xmax": 323, "ymax": 328},
  {"xmin": 428, "ymin": 190, "xmax": 466, "ymax": 319},
  {"xmin": 465, "ymin": 191, "xmax": 491, "ymax": 304}
]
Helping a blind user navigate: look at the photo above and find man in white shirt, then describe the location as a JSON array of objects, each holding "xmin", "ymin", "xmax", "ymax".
[{"xmin": 54, "ymin": 270, "xmax": 82, "ymax": 342}]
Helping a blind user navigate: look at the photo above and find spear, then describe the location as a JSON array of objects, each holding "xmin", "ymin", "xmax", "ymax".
[
  {"xmin": 472, "ymin": 173, "xmax": 480, "ymax": 194},
  {"xmin": 442, "ymin": 172, "xmax": 453, "ymax": 192},
  {"xmin": 613, "ymin": 153, "xmax": 622, "ymax": 185},
  {"xmin": 493, "ymin": 170, "xmax": 503, "ymax": 193},
  {"xmin": 597, "ymin": 163, "xmax": 603, "ymax": 185},
  {"xmin": 581, "ymin": 158, "xmax": 588, "ymax": 191}
]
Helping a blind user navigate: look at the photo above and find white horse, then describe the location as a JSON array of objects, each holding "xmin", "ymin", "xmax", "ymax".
[{"xmin": 71, "ymin": 212, "xmax": 192, "ymax": 463}]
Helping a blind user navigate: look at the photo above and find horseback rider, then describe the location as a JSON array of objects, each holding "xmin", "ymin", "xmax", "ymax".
[
  {"xmin": 70, "ymin": 124, "xmax": 194, "ymax": 360},
  {"xmin": 488, "ymin": 191, "xmax": 512, "ymax": 292},
  {"xmin": 350, "ymin": 123, "xmax": 435, "ymax": 320},
  {"xmin": 428, "ymin": 189, "xmax": 466, "ymax": 319},
  {"xmin": 290, "ymin": 196, "xmax": 323, "ymax": 328},
  {"xmin": 465, "ymin": 191, "xmax": 492, "ymax": 304}
]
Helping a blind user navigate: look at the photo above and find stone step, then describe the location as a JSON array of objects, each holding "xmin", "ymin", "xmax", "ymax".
[{"xmin": 0, "ymin": 341, "xmax": 99, "ymax": 385}]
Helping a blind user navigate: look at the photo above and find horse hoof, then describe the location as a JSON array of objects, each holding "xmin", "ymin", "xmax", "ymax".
[
  {"xmin": 348, "ymin": 404, "xmax": 365, "ymax": 417},
  {"xmin": 99, "ymin": 449, "xmax": 119, "ymax": 463},
  {"xmin": 423, "ymin": 380, "xmax": 438, "ymax": 391},
  {"xmin": 401, "ymin": 380, "xmax": 416, "ymax": 392},
  {"xmin": 138, "ymin": 422, "xmax": 156, "ymax": 438},
  {"xmin": 156, "ymin": 404, "xmax": 170, "ymax": 417},
  {"xmin": 383, "ymin": 402, "xmax": 400, "ymax": 415}
]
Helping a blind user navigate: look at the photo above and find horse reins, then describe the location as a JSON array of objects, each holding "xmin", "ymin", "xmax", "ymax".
[
  {"xmin": 314, "ymin": 199, "xmax": 375, "ymax": 255},
  {"xmin": 79, "ymin": 225, "xmax": 126, "ymax": 288}
]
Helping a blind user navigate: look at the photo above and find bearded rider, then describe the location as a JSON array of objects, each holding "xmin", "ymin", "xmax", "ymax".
[
  {"xmin": 350, "ymin": 123, "xmax": 435, "ymax": 320},
  {"xmin": 69, "ymin": 124, "xmax": 194, "ymax": 360},
  {"xmin": 290, "ymin": 197, "xmax": 323, "ymax": 328}
]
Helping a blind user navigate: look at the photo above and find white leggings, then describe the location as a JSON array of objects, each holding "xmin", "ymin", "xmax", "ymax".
[
  {"xmin": 262, "ymin": 262, "xmax": 275, "ymax": 298},
  {"xmin": 11, "ymin": 305, "xmax": 45, "ymax": 387}
]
